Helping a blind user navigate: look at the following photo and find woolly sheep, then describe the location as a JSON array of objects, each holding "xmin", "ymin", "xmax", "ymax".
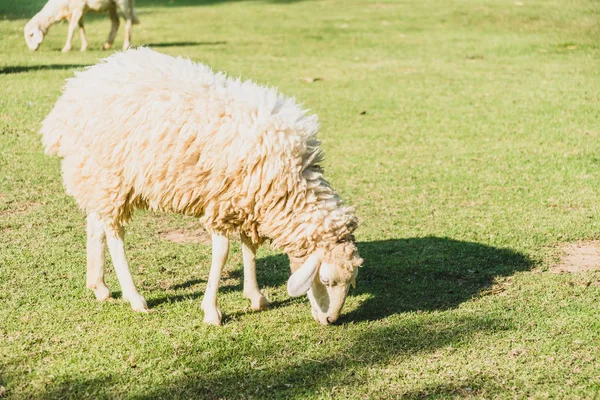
[
  {"xmin": 24, "ymin": 0, "xmax": 139, "ymax": 52},
  {"xmin": 41, "ymin": 48, "xmax": 363, "ymax": 326}
]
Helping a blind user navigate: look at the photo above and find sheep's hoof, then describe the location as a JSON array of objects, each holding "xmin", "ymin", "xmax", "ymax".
[
  {"xmin": 91, "ymin": 284, "xmax": 111, "ymax": 302},
  {"xmin": 203, "ymin": 309, "xmax": 222, "ymax": 326},
  {"xmin": 102, "ymin": 43, "xmax": 112, "ymax": 50},
  {"xmin": 122, "ymin": 42, "xmax": 131, "ymax": 50},
  {"xmin": 201, "ymin": 302, "xmax": 222, "ymax": 325},
  {"xmin": 127, "ymin": 294, "xmax": 149, "ymax": 313},
  {"xmin": 80, "ymin": 46, "xmax": 88, "ymax": 52},
  {"xmin": 250, "ymin": 295, "xmax": 269, "ymax": 311},
  {"xmin": 244, "ymin": 291, "xmax": 269, "ymax": 311},
  {"xmin": 61, "ymin": 46, "xmax": 71, "ymax": 53}
]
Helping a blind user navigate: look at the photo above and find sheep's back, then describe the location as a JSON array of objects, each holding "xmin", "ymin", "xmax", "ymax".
[{"xmin": 40, "ymin": 48, "xmax": 319, "ymax": 230}]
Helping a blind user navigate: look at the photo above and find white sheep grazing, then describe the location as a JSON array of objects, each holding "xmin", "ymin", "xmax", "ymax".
[
  {"xmin": 24, "ymin": 0, "xmax": 139, "ymax": 52},
  {"xmin": 41, "ymin": 48, "xmax": 363, "ymax": 326}
]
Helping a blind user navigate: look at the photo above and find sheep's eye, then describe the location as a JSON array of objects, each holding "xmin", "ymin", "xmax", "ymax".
[{"xmin": 320, "ymin": 277, "xmax": 330, "ymax": 286}]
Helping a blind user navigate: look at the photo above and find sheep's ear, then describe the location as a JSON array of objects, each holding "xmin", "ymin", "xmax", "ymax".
[
  {"xmin": 350, "ymin": 276, "xmax": 356, "ymax": 289},
  {"xmin": 287, "ymin": 251, "xmax": 323, "ymax": 297}
]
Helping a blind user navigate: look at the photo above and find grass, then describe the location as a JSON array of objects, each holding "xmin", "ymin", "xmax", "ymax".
[{"xmin": 1, "ymin": 0, "xmax": 600, "ymax": 398}]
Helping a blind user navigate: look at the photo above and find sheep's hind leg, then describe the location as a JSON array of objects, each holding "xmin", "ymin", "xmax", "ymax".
[
  {"xmin": 103, "ymin": 7, "xmax": 120, "ymax": 50},
  {"xmin": 105, "ymin": 224, "xmax": 148, "ymax": 312},
  {"xmin": 78, "ymin": 17, "xmax": 88, "ymax": 51},
  {"xmin": 86, "ymin": 213, "xmax": 110, "ymax": 301},
  {"xmin": 201, "ymin": 234, "xmax": 229, "ymax": 325},
  {"xmin": 240, "ymin": 233, "xmax": 269, "ymax": 311}
]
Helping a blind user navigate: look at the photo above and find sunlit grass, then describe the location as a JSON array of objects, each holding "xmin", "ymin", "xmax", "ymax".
[{"xmin": 1, "ymin": 0, "xmax": 600, "ymax": 398}]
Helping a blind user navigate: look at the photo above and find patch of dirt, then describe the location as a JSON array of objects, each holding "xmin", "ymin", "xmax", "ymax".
[
  {"xmin": 158, "ymin": 228, "xmax": 211, "ymax": 245},
  {"xmin": 0, "ymin": 201, "xmax": 41, "ymax": 216},
  {"xmin": 552, "ymin": 241, "xmax": 600, "ymax": 273}
]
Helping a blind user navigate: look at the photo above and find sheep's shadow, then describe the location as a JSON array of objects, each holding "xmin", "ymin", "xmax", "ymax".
[
  {"xmin": 220, "ymin": 237, "xmax": 530, "ymax": 322},
  {"xmin": 146, "ymin": 277, "xmax": 234, "ymax": 308},
  {"xmin": 136, "ymin": 0, "xmax": 307, "ymax": 7},
  {"xmin": 143, "ymin": 41, "xmax": 227, "ymax": 48},
  {"xmin": 0, "ymin": 64, "xmax": 90, "ymax": 74},
  {"xmin": 254, "ymin": 236, "xmax": 532, "ymax": 322},
  {"xmin": 146, "ymin": 254, "xmax": 290, "ymax": 309},
  {"xmin": 341, "ymin": 237, "xmax": 532, "ymax": 322},
  {"xmin": 146, "ymin": 237, "xmax": 531, "ymax": 321},
  {"xmin": 2, "ymin": 0, "xmax": 306, "ymax": 20}
]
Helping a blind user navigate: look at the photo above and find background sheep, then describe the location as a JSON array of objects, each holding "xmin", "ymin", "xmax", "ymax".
[
  {"xmin": 41, "ymin": 48, "xmax": 363, "ymax": 326},
  {"xmin": 24, "ymin": 0, "xmax": 139, "ymax": 52}
]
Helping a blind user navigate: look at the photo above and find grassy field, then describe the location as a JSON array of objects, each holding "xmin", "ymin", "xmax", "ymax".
[{"xmin": 1, "ymin": 0, "xmax": 600, "ymax": 398}]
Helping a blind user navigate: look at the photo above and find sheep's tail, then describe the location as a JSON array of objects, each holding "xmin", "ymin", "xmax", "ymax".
[
  {"xmin": 40, "ymin": 128, "xmax": 62, "ymax": 156},
  {"xmin": 40, "ymin": 111, "xmax": 64, "ymax": 156}
]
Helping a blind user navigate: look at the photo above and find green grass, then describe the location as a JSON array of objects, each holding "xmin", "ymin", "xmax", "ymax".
[{"xmin": 1, "ymin": 0, "xmax": 600, "ymax": 398}]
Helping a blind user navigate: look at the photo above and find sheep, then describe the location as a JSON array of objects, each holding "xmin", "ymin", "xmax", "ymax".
[
  {"xmin": 24, "ymin": 0, "xmax": 139, "ymax": 52},
  {"xmin": 40, "ymin": 48, "xmax": 363, "ymax": 326}
]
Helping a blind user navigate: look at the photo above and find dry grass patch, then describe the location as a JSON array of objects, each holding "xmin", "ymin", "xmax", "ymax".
[
  {"xmin": 552, "ymin": 241, "xmax": 600, "ymax": 273},
  {"xmin": 0, "ymin": 201, "xmax": 41, "ymax": 216},
  {"xmin": 158, "ymin": 227, "xmax": 211, "ymax": 245}
]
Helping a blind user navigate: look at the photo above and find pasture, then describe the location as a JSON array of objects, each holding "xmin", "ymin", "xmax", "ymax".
[{"xmin": 1, "ymin": 0, "xmax": 599, "ymax": 398}]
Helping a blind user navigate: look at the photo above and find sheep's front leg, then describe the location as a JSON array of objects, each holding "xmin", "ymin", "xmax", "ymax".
[
  {"xmin": 86, "ymin": 213, "xmax": 110, "ymax": 301},
  {"xmin": 201, "ymin": 234, "xmax": 229, "ymax": 325},
  {"xmin": 105, "ymin": 224, "xmax": 148, "ymax": 312},
  {"xmin": 78, "ymin": 17, "xmax": 87, "ymax": 51},
  {"xmin": 62, "ymin": 9, "xmax": 83, "ymax": 52},
  {"xmin": 240, "ymin": 233, "xmax": 269, "ymax": 311},
  {"xmin": 122, "ymin": 17, "xmax": 132, "ymax": 50},
  {"xmin": 103, "ymin": 7, "xmax": 119, "ymax": 50}
]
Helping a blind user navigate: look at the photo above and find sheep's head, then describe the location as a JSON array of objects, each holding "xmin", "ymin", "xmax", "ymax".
[
  {"xmin": 287, "ymin": 242, "xmax": 363, "ymax": 325},
  {"xmin": 24, "ymin": 21, "xmax": 44, "ymax": 51}
]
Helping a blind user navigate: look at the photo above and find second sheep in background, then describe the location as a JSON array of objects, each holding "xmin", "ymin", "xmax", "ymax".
[{"xmin": 24, "ymin": 0, "xmax": 139, "ymax": 52}]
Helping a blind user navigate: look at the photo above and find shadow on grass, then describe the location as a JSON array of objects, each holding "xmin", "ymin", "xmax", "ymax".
[
  {"xmin": 146, "ymin": 253, "xmax": 289, "ymax": 308},
  {"xmin": 146, "ymin": 282, "xmax": 239, "ymax": 308},
  {"xmin": 0, "ymin": 64, "xmax": 89, "ymax": 74},
  {"xmin": 137, "ymin": 0, "xmax": 307, "ymax": 7},
  {"xmin": 1, "ymin": 0, "xmax": 307, "ymax": 20},
  {"xmin": 343, "ymin": 237, "xmax": 532, "ymax": 322},
  {"xmin": 147, "ymin": 237, "xmax": 530, "ymax": 321},
  {"xmin": 142, "ymin": 41, "xmax": 227, "ymax": 48}
]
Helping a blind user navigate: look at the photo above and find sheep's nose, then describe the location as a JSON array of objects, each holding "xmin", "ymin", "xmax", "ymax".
[{"xmin": 317, "ymin": 314, "xmax": 338, "ymax": 325}]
